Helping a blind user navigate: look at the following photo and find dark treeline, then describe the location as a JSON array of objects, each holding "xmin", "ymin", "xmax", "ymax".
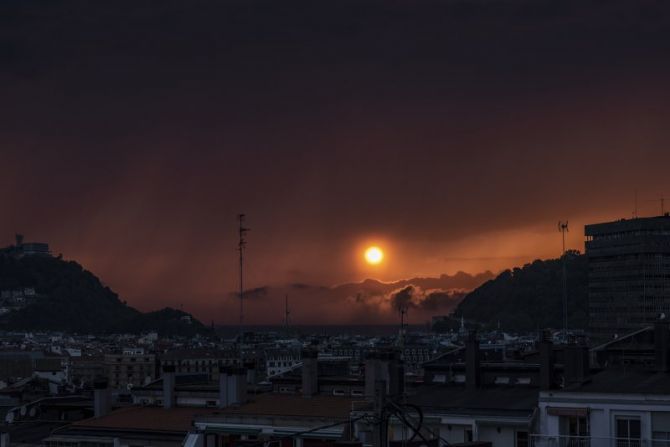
[{"xmin": 452, "ymin": 251, "xmax": 588, "ymax": 332}]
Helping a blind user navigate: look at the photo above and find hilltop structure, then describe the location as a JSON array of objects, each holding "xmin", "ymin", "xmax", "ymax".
[{"xmin": 0, "ymin": 234, "xmax": 50, "ymax": 258}]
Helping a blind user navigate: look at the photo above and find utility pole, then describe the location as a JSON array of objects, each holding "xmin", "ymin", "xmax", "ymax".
[
  {"xmin": 238, "ymin": 214, "xmax": 249, "ymax": 345},
  {"xmin": 558, "ymin": 221, "xmax": 569, "ymax": 338}
]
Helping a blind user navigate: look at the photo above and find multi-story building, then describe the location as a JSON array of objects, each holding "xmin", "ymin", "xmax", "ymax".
[
  {"xmin": 104, "ymin": 351, "xmax": 156, "ymax": 390},
  {"xmin": 585, "ymin": 215, "xmax": 670, "ymax": 340},
  {"xmin": 159, "ymin": 348, "xmax": 240, "ymax": 380},
  {"xmin": 69, "ymin": 356, "xmax": 106, "ymax": 388}
]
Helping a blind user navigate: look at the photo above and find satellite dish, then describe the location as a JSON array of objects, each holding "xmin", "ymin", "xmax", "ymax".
[
  {"xmin": 661, "ymin": 313, "xmax": 667, "ymax": 320},
  {"xmin": 20, "ymin": 406, "xmax": 27, "ymax": 416},
  {"xmin": 5, "ymin": 411, "xmax": 15, "ymax": 424},
  {"xmin": 29, "ymin": 407, "xmax": 37, "ymax": 418}
]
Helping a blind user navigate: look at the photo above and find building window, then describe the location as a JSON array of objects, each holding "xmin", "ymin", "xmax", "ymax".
[
  {"xmin": 562, "ymin": 415, "xmax": 589, "ymax": 439},
  {"xmin": 515, "ymin": 431, "xmax": 529, "ymax": 447},
  {"xmin": 653, "ymin": 431, "xmax": 670, "ymax": 447},
  {"xmin": 616, "ymin": 417, "xmax": 641, "ymax": 447}
]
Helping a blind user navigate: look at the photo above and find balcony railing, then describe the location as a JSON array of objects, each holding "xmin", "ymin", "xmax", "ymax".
[{"xmin": 529, "ymin": 435, "xmax": 670, "ymax": 447}]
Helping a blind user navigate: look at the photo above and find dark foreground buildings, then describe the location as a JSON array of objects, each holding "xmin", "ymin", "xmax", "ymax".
[{"xmin": 586, "ymin": 214, "xmax": 670, "ymax": 339}]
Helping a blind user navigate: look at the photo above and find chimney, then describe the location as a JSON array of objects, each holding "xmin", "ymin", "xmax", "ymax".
[
  {"xmin": 218, "ymin": 367, "xmax": 230, "ymax": 408},
  {"xmin": 301, "ymin": 348, "xmax": 319, "ymax": 397},
  {"xmin": 234, "ymin": 367, "xmax": 248, "ymax": 404},
  {"xmin": 365, "ymin": 349, "xmax": 404, "ymax": 398},
  {"xmin": 465, "ymin": 331, "xmax": 481, "ymax": 389},
  {"xmin": 539, "ymin": 331, "xmax": 554, "ymax": 390},
  {"xmin": 364, "ymin": 351, "xmax": 380, "ymax": 398},
  {"xmin": 218, "ymin": 367, "xmax": 247, "ymax": 407},
  {"xmin": 564, "ymin": 344, "xmax": 589, "ymax": 387},
  {"xmin": 655, "ymin": 319, "xmax": 670, "ymax": 372},
  {"xmin": 162, "ymin": 364, "xmax": 176, "ymax": 409},
  {"xmin": 387, "ymin": 352, "xmax": 404, "ymax": 397},
  {"xmin": 93, "ymin": 379, "xmax": 111, "ymax": 418},
  {"xmin": 244, "ymin": 360, "xmax": 257, "ymax": 385}
]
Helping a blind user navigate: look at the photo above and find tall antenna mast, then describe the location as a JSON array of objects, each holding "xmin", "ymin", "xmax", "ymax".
[
  {"xmin": 284, "ymin": 294, "xmax": 290, "ymax": 336},
  {"xmin": 397, "ymin": 302, "xmax": 408, "ymax": 351},
  {"xmin": 558, "ymin": 221, "xmax": 569, "ymax": 337},
  {"xmin": 634, "ymin": 189, "xmax": 638, "ymax": 218},
  {"xmin": 238, "ymin": 214, "xmax": 249, "ymax": 344},
  {"xmin": 662, "ymin": 194, "xmax": 665, "ymax": 215}
]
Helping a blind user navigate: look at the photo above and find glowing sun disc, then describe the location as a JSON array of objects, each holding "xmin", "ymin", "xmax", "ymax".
[{"xmin": 365, "ymin": 246, "xmax": 384, "ymax": 265}]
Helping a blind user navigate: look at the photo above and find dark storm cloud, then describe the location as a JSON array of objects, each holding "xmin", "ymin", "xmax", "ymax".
[{"xmin": 1, "ymin": 0, "xmax": 670, "ymax": 323}]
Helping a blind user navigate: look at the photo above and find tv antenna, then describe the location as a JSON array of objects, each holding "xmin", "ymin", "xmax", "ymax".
[
  {"xmin": 558, "ymin": 221, "xmax": 569, "ymax": 336},
  {"xmin": 238, "ymin": 214, "xmax": 250, "ymax": 344},
  {"xmin": 284, "ymin": 295, "xmax": 291, "ymax": 336}
]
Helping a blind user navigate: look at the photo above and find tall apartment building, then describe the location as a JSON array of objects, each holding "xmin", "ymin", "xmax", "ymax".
[{"xmin": 585, "ymin": 215, "xmax": 670, "ymax": 339}]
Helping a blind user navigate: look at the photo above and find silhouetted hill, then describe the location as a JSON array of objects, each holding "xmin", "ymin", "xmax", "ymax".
[
  {"xmin": 453, "ymin": 251, "xmax": 587, "ymax": 332},
  {"xmin": 0, "ymin": 255, "xmax": 207, "ymax": 334}
]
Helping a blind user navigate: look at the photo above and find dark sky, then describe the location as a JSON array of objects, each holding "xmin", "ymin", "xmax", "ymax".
[{"xmin": 2, "ymin": 0, "xmax": 670, "ymax": 323}]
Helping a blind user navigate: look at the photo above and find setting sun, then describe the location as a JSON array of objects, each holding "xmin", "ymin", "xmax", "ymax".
[{"xmin": 364, "ymin": 246, "xmax": 384, "ymax": 265}]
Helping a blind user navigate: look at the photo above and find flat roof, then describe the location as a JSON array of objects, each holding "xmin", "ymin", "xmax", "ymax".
[{"xmin": 585, "ymin": 215, "xmax": 670, "ymax": 235}]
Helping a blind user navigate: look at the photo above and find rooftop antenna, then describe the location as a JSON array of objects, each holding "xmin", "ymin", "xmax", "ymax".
[
  {"xmin": 284, "ymin": 294, "xmax": 290, "ymax": 336},
  {"xmin": 558, "ymin": 221, "xmax": 569, "ymax": 337},
  {"xmin": 238, "ymin": 214, "xmax": 250, "ymax": 345},
  {"xmin": 634, "ymin": 189, "xmax": 638, "ymax": 219},
  {"xmin": 397, "ymin": 302, "xmax": 408, "ymax": 351},
  {"xmin": 662, "ymin": 194, "xmax": 666, "ymax": 215}
]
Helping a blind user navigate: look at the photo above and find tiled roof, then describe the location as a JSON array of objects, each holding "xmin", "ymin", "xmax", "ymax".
[
  {"xmin": 73, "ymin": 406, "xmax": 219, "ymax": 432},
  {"xmin": 201, "ymin": 394, "xmax": 355, "ymax": 420},
  {"xmin": 72, "ymin": 394, "xmax": 355, "ymax": 433}
]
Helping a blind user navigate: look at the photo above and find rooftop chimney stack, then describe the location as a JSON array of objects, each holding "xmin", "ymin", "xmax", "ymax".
[
  {"xmin": 93, "ymin": 379, "xmax": 111, "ymax": 418},
  {"xmin": 301, "ymin": 348, "xmax": 319, "ymax": 398},
  {"xmin": 655, "ymin": 318, "xmax": 670, "ymax": 372},
  {"xmin": 162, "ymin": 364, "xmax": 176, "ymax": 409},
  {"xmin": 218, "ymin": 367, "xmax": 248, "ymax": 408},
  {"xmin": 539, "ymin": 330, "xmax": 555, "ymax": 390},
  {"xmin": 365, "ymin": 351, "xmax": 380, "ymax": 398},
  {"xmin": 564, "ymin": 343, "xmax": 590, "ymax": 387},
  {"xmin": 244, "ymin": 360, "xmax": 257, "ymax": 385},
  {"xmin": 387, "ymin": 351, "xmax": 404, "ymax": 397},
  {"xmin": 218, "ymin": 367, "xmax": 230, "ymax": 408},
  {"xmin": 233, "ymin": 367, "xmax": 248, "ymax": 404},
  {"xmin": 465, "ymin": 330, "xmax": 481, "ymax": 389}
]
